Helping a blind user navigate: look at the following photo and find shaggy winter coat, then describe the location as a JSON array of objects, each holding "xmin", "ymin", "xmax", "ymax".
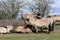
[
  {"xmin": 15, "ymin": 26, "xmax": 32, "ymax": 33},
  {"xmin": 27, "ymin": 16, "xmax": 51, "ymax": 33},
  {"xmin": 0, "ymin": 27, "xmax": 7, "ymax": 34}
]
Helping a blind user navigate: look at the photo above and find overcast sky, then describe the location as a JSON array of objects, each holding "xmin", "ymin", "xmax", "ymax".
[{"xmin": 49, "ymin": 0, "xmax": 60, "ymax": 15}]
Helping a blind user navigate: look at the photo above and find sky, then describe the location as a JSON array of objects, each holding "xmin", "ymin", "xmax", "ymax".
[{"xmin": 49, "ymin": 0, "xmax": 60, "ymax": 15}]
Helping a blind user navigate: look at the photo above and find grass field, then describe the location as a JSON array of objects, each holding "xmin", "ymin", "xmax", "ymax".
[{"xmin": 0, "ymin": 22, "xmax": 60, "ymax": 40}]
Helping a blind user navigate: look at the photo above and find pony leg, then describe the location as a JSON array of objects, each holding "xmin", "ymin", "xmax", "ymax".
[
  {"xmin": 47, "ymin": 24, "xmax": 51, "ymax": 34},
  {"xmin": 51, "ymin": 22, "xmax": 55, "ymax": 31},
  {"xmin": 35, "ymin": 26, "xmax": 38, "ymax": 33}
]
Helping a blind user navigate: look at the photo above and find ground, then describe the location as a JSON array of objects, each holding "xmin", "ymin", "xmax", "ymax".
[{"xmin": 0, "ymin": 22, "xmax": 60, "ymax": 40}]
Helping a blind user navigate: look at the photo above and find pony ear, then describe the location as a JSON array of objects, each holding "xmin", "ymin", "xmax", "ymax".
[
  {"xmin": 54, "ymin": 15, "xmax": 56, "ymax": 16},
  {"xmin": 4, "ymin": 26, "xmax": 7, "ymax": 28},
  {"xmin": 47, "ymin": 16, "xmax": 51, "ymax": 18}
]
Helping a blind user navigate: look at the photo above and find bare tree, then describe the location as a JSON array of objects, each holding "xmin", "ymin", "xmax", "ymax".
[
  {"xmin": 32, "ymin": 0, "xmax": 50, "ymax": 17},
  {"xmin": 0, "ymin": 0, "xmax": 23, "ymax": 19},
  {"xmin": 23, "ymin": 0, "xmax": 53, "ymax": 17},
  {"xmin": 0, "ymin": 0, "xmax": 53, "ymax": 19}
]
